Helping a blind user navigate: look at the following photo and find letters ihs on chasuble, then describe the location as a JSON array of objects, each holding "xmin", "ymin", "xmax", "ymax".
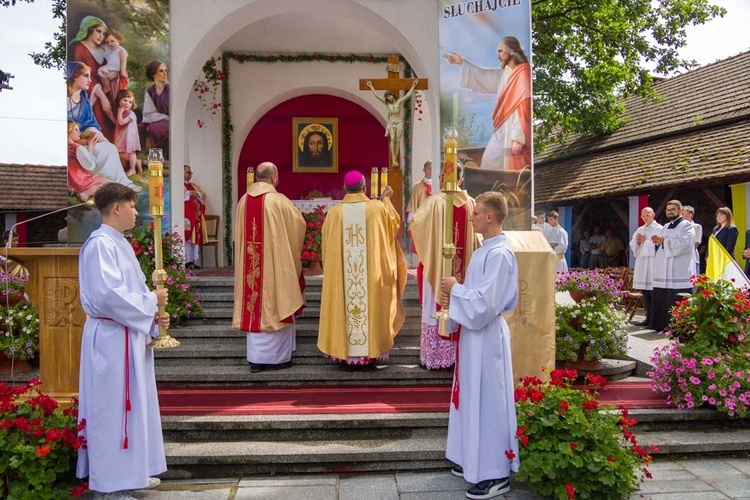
[{"xmin": 443, "ymin": 0, "xmax": 522, "ymax": 18}]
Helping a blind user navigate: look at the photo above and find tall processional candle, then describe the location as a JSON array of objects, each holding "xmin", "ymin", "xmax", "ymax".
[
  {"xmin": 147, "ymin": 148, "xmax": 179, "ymax": 349},
  {"xmin": 371, "ymin": 167, "xmax": 379, "ymax": 199},
  {"xmin": 246, "ymin": 165, "xmax": 255, "ymax": 192},
  {"xmin": 380, "ymin": 167, "xmax": 388, "ymax": 197},
  {"xmin": 432, "ymin": 128, "xmax": 459, "ymax": 337},
  {"xmin": 443, "ymin": 127, "xmax": 458, "ymax": 192}
]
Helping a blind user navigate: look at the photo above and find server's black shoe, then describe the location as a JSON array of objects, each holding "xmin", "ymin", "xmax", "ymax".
[{"xmin": 466, "ymin": 478, "xmax": 510, "ymax": 499}]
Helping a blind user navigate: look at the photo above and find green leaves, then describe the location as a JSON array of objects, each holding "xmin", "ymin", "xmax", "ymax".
[{"xmin": 532, "ymin": 0, "xmax": 724, "ymax": 152}]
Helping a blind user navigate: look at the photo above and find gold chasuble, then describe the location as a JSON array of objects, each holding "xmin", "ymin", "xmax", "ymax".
[
  {"xmin": 232, "ymin": 183, "xmax": 306, "ymax": 333},
  {"xmin": 411, "ymin": 190, "xmax": 480, "ymax": 297},
  {"xmin": 317, "ymin": 193, "xmax": 407, "ymax": 360}
]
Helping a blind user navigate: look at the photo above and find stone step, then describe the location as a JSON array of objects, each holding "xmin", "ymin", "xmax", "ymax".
[
  {"xmin": 170, "ymin": 323, "xmax": 423, "ymax": 338},
  {"xmin": 635, "ymin": 428, "xmax": 750, "ymax": 457},
  {"xmin": 161, "ymin": 412, "xmax": 448, "ymax": 443},
  {"xmin": 162, "ymin": 436, "xmax": 449, "ymax": 478},
  {"xmin": 197, "ymin": 305, "xmax": 424, "ymax": 320},
  {"xmin": 157, "ymin": 407, "xmax": 750, "ymax": 479},
  {"xmin": 155, "ymin": 363, "xmax": 453, "ymax": 387},
  {"xmin": 154, "ymin": 341, "xmax": 425, "ymax": 366},
  {"xmin": 630, "ymin": 407, "xmax": 750, "ymax": 432},
  {"xmin": 196, "ymin": 290, "xmax": 421, "ymax": 306}
]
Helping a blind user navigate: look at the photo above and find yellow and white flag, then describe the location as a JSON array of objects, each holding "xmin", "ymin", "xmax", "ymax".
[{"xmin": 706, "ymin": 235, "xmax": 750, "ymax": 289}]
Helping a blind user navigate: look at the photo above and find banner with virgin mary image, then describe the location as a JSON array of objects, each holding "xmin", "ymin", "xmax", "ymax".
[
  {"xmin": 66, "ymin": 0, "xmax": 170, "ymax": 243},
  {"xmin": 438, "ymin": 0, "xmax": 532, "ymax": 230}
]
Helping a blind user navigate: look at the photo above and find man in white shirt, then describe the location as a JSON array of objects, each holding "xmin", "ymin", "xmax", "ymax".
[
  {"xmin": 588, "ymin": 226, "xmax": 606, "ymax": 269},
  {"xmin": 629, "ymin": 207, "xmax": 663, "ymax": 327},
  {"xmin": 545, "ymin": 210, "xmax": 568, "ymax": 272},
  {"xmin": 651, "ymin": 200, "xmax": 695, "ymax": 331},
  {"xmin": 681, "ymin": 205, "xmax": 702, "ymax": 274}
]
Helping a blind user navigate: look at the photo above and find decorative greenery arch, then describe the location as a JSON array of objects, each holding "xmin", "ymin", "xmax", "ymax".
[{"xmin": 218, "ymin": 52, "xmax": 416, "ymax": 265}]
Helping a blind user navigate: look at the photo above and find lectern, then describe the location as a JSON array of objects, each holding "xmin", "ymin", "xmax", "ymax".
[{"xmin": 6, "ymin": 248, "xmax": 84, "ymax": 403}]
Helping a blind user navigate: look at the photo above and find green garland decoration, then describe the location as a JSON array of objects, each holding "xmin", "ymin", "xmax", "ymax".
[
  {"xmin": 219, "ymin": 52, "xmax": 416, "ymax": 263},
  {"xmin": 221, "ymin": 54, "xmax": 234, "ymax": 265},
  {"xmin": 226, "ymin": 53, "xmax": 391, "ymax": 64}
]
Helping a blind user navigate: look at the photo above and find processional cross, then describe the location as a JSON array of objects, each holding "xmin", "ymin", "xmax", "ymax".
[{"xmin": 359, "ymin": 55, "xmax": 428, "ymax": 219}]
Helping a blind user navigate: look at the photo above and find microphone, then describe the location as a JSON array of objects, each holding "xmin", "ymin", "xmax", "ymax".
[{"xmin": 5, "ymin": 199, "xmax": 95, "ymax": 248}]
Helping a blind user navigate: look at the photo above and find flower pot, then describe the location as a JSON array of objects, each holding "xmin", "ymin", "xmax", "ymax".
[
  {"xmin": 1, "ymin": 291, "xmax": 25, "ymax": 307},
  {"xmin": 0, "ymin": 350, "xmax": 32, "ymax": 374},
  {"xmin": 305, "ymin": 259, "xmax": 323, "ymax": 276},
  {"xmin": 565, "ymin": 342, "xmax": 605, "ymax": 371},
  {"xmin": 569, "ymin": 290, "xmax": 592, "ymax": 303}
]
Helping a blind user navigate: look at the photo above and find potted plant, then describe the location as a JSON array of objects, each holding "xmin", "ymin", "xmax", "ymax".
[
  {"xmin": 515, "ymin": 369, "xmax": 656, "ymax": 499},
  {"xmin": 649, "ymin": 276, "xmax": 750, "ymax": 417},
  {"xmin": 0, "ymin": 300, "xmax": 39, "ymax": 373},
  {"xmin": 0, "ymin": 379, "xmax": 89, "ymax": 498},
  {"xmin": 0, "ymin": 265, "xmax": 28, "ymax": 307},
  {"xmin": 125, "ymin": 220, "xmax": 203, "ymax": 326},
  {"xmin": 556, "ymin": 298, "xmax": 629, "ymax": 366},
  {"xmin": 302, "ymin": 205, "xmax": 326, "ymax": 275},
  {"xmin": 555, "ymin": 270, "xmax": 628, "ymax": 368},
  {"xmin": 555, "ymin": 269, "xmax": 624, "ymax": 304}
]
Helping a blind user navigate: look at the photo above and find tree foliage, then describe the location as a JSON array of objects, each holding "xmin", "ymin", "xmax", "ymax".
[
  {"xmin": 3, "ymin": 0, "xmax": 726, "ymax": 150},
  {"xmin": 532, "ymin": 0, "xmax": 725, "ymax": 151},
  {"xmin": 1, "ymin": 0, "xmax": 66, "ymax": 70}
]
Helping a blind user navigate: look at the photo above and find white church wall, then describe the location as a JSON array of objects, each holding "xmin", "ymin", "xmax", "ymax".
[{"xmin": 171, "ymin": 0, "xmax": 441, "ymax": 264}]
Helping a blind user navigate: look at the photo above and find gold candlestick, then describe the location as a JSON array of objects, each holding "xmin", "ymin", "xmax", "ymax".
[
  {"xmin": 432, "ymin": 128, "xmax": 458, "ymax": 337},
  {"xmin": 370, "ymin": 167, "xmax": 379, "ymax": 199},
  {"xmin": 147, "ymin": 148, "xmax": 180, "ymax": 349},
  {"xmin": 246, "ymin": 165, "xmax": 255, "ymax": 192},
  {"xmin": 380, "ymin": 167, "xmax": 388, "ymax": 197}
]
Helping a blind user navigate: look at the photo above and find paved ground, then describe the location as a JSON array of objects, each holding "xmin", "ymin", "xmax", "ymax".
[{"xmin": 82, "ymin": 458, "xmax": 750, "ymax": 499}]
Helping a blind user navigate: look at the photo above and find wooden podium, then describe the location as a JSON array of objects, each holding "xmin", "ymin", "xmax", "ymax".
[{"xmin": 6, "ymin": 248, "xmax": 84, "ymax": 403}]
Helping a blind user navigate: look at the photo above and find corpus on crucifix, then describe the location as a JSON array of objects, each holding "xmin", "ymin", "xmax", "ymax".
[{"xmin": 359, "ymin": 55, "xmax": 428, "ymax": 220}]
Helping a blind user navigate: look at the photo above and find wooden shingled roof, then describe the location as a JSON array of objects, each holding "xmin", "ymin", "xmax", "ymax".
[
  {"xmin": 0, "ymin": 164, "xmax": 67, "ymax": 211},
  {"xmin": 535, "ymin": 51, "xmax": 750, "ymax": 204}
]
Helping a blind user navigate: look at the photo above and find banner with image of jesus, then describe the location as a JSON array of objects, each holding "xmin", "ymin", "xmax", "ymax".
[{"xmin": 438, "ymin": 0, "xmax": 532, "ymax": 230}]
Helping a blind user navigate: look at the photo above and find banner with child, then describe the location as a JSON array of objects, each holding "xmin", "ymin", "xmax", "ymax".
[{"xmin": 66, "ymin": 0, "xmax": 171, "ymax": 243}]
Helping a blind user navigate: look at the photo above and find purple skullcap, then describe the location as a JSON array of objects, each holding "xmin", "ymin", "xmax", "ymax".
[{"xmin": 344, "ymin": 170, "xmax": 364, "ymax": 187}]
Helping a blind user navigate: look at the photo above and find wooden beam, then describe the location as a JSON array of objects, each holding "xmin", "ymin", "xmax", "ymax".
[
  {"xmin": 359, "ymin": 55, "xmax": 428, "ymax": 91},
  {"xmin": 358, "ymin": 78, "xmax": 428, "ymax": 91},
  {"xmin": 701, "ymin": 187, "xmax": 726, "ymax": 209},
  {"xmin": 654, "ymin": 190, "xmax": 676, "ymax": 218},
  {"xmin": 571, "ymin": 204, "xmax": 590, "ymax": 234},
  {"xmin": 609, "ymin": 200, "xmax": 629, "ymax": 228}
]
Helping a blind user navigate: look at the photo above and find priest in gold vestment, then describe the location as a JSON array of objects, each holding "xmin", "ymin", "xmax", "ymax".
[
  {"xmin": 317, "ymin": 171, "xmax": 407, "ymax": 368},
  {"xmin": 405, "ymin": 160, "xmax": 432, "ymax": 223},
  {"xmin": 232, "ymin": 162, "xmax": 306, "ymax": 373}
]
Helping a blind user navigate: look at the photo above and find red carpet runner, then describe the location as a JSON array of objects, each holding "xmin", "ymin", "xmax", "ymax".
[{"xmin": 157, "ymin": 382, "xmax": 666, "ymax": 416}]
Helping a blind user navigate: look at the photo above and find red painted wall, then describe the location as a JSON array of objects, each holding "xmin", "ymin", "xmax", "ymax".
[{"xmin": 238, "ymin": 94, "xmax": 387, "ymax": 201}]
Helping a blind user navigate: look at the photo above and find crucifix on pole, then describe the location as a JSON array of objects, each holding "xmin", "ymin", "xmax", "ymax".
[{"xmin": 359, "ymin": 55, "xmax": 428, "ymax": 220}]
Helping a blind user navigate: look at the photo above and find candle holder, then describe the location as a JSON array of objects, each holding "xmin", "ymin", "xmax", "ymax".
[
  {"xmin": 246, "ymin": 165, "xmax": 255, "ymax": 192},
  {"xmin": 146, "ymin": 148, "xmax": 180, "ymax": 349},
  {"xmin": 379, "ymin": 167, "xmax": 388, "ymax": 198},
  {"xmin": 432, "ymin": 128, "xmax": 459, "ymax": 337},
  {"xmin": 370, "ymin": 167, "xmax": 379, "ymax": 199}
]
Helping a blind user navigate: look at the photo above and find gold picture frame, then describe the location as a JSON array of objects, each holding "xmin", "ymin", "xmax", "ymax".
[{"xmin": 292, "ymin": 117, "xmax": 338, "ymax": 173}]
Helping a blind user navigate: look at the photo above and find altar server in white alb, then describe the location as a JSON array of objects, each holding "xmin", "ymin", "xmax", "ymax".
[
  {"xmin": 629, "ymin": 207, "xmax": 663, "ymax": 327},
  {"xmin": 544, "ymin": 210, "xmax": 568, "ymax": 272},
  {"xmin": 440, "ymin": 191, "xmax": 519, "ymax": 500},
  {"xmin": 650, "ymin": 199, "xmax": 695, "ymax": 332},
  {"xmin": 77, "ymin": 182, "xmax": 169, "ymax": 499}
]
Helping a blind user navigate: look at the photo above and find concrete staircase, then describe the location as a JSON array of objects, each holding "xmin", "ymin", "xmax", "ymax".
[
  {"xmin": 154, "ymin": 275, "xmax": 750, "ymax": 479},
  {"xmin": 155, "ymin": 275, "xmax": 451, "ymax": 387}
]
